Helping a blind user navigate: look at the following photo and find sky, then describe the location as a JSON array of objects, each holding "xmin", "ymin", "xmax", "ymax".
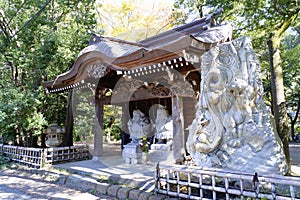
[
  {"xmin": 95, "ymin": 0, "xmax": 176, "ymax": 41},
  {"xmin": 98, "ymin": 0, "xmax": 174, "ymax": 10}
]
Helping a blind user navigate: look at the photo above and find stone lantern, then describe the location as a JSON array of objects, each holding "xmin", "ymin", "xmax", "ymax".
[{"xmin": 44, "ymin": 123, "xmax": 64, "ymax": 147}]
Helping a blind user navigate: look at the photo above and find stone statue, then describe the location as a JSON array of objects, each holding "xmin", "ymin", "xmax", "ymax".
[
  {"xmin": 154, "ymin": 106, "xmax": 173, "ymax": 145},
  {"xmin": 148, "ymin": 105, "xmax": 174, "ymax": 163},
  {"xmin": 127, "ymin": 109, "xmax": 152, "ymax": 143},
  {"xmin": 186, "ymin": 36, "xmax": 288, "ymax": 175}
]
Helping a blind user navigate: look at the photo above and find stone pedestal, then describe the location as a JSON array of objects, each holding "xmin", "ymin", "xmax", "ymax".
[
  {"xmin": 148, "ymin": 144, "xmax": 175, "ymax": 164},
  {"xmin": 122, "ymin": 143, "xmax": 142, "ymax": 164},
  {"xmin": 141, "ymin": 152, "xmax": 148, "ymax": 164}
]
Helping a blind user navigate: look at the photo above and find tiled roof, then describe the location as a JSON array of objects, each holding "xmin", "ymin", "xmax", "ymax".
[{"xmin": 43, "ymin": 17, "xmax": 232, "ymax": 93}]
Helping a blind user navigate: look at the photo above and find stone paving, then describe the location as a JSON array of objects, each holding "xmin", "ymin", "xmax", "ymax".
[
  {"xmin": 0, "ymin": 164, "xmax": 169, "ymax": 200},
  {"xmin": 0, "ymin": 167, "xmax": 115, "ymax": 200},
  {"xmin": 55, "ymin": 155, "xmax": 156, "ymax": 190},
  {"xmin": 0, "ymin": 142, "xmax": 299, "ymax": 200},
  {"xmin": 290, "ymin": 142, "xmax": 300, "ymax": 176},
  {"xmin": 51, "ymin": 142, "xmax": 300, "ymax": 199}
]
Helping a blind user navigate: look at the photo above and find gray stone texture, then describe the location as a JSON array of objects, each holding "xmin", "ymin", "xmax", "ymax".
[
  {"xmin": 186, "ymin": 36, "xmax": 288, "ymax": 175},
  {"xmin": 139, "ymin": 192, "xmax": 154, "ymax": 200},
  {"xmin": 65, "ymin": 174, "xmax": 98, "ymax": 191},
  {"xmin": 128, "ymin": 189, "xmax": 142, "ymax": 200},
  {"xmin": 95, "ymin": 182, "xmax": 110, "ymax": 194},
  {"xmin": 117, "ymin": 187, "xmax": 132, "ymax": 200},
  {"xmin": 107, "ymin": 185, "xmax": 122, "ymax": 197},
  {"xmin": 148, "ymin": 194, "xmax": 167, "ymax": 200}
]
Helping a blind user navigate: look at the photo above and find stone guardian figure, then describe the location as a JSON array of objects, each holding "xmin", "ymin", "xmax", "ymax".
[
  {"xmin": 127, "ymin": 109, "xmax": 152, "ymax": 143},
  {"xmin": 148, "ymin": 105, "xmax": 175, "ymax": 164},
  {"xmin": 154, "ymin": 106, "xmax": 173, "ymax": 145},
  {"xmin": 122, "ymin": 109, "xmax": 152, "ymax": 164}
]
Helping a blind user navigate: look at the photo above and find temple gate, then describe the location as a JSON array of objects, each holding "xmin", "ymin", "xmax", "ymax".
[{"xmin": 43, "ymin": 15, "xmax": 233, "ymax": 164}]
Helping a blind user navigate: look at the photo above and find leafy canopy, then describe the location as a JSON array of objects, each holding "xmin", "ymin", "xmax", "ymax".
[{"xmin": 0, "ymin": 0, "xmax": 97, "ymax": 145}]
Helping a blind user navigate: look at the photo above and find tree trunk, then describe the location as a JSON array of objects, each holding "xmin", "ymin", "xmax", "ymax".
[
  {"xmin": 63, "ymin": 91, "xmax": 74, "ymax": 146},
  {"xmin": 40, "ymin": 133, "xmax": 47, "ymax": 148},
  {"xmin": 268, "ymin": 32, "xmax": 291, "ymax": 172},
  {"xmin": 289, "ymin": 97, "xmax": 300, "ymax": 141},
  {"xmin": 1, "ymin": 135, "xmax": 4, "ymax": 144},
  {"xmin": 267, "ymin": 11, "xmax": 299, "ymax": 173},
  {"xmin": 288, "ymin": 113, "xmax": 295, "ymax": 141}
]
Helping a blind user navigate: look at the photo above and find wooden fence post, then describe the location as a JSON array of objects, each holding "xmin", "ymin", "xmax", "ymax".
[{"xmin": 41, "ymin": 148, "xmax": 45, "ymax": 168}]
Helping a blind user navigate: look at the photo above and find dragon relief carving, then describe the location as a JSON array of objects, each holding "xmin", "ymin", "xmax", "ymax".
[{"xmin": 186, "ymin": 36, "xmax": 287, "ymax": 175}]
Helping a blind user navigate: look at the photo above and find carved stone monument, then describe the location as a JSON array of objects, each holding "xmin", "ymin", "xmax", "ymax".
[
  {"xmin": 122, "ymin": 109, "xmax": 152, "ymax": 164},
  {"xmin": 186, "ymin": 36, "xmax": 288, "ymax": 175},
  {"xmin": 148, "ymin": 106, "xmax": 175, "ymax": 164}
]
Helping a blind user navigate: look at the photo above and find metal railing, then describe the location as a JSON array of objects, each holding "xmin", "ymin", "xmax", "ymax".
[{"xmin": 155, "ymin": 163, "xmax": 300, "ymax": 200}]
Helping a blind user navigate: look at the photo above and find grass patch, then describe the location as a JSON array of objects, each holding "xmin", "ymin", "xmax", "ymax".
[
  {"xmin": 93, "ymin": 175, "xmax": 109, "ymax": 182},
  {"xmin": 0, "ymin": 156, "xmax": 9, "ymax": 169},
  {"xmin": 89, "ymin": 189, "xmax": 97, "ymax": 195}
]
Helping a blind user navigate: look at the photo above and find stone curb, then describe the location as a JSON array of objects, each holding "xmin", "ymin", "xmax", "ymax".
[
  {"xmin": 56, "ymin": 165, "xmax": 154, "ymax": 189},
  {"xmin": 63, "ymin": 173, "xmax": 170, "ymax": 200},
  {"xmin": 3, "ymin": 165, "xmax": 172, "ymax": 200}
]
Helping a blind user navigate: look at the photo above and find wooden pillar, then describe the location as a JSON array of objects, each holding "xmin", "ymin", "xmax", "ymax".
[
  {"xmin": 172, "ymin": 95, "xmax": 185, "ymax": 162},
  {"xmin": 63, "ymin": 91, "xmax": 74, "ymax": 147},
  {"xmin": 93, "ymin": 97, "xmax": 104, "ymax": 160},
  {"xmin": 121, "ymin": 103, "xmax": 130, "ymax": 149}
]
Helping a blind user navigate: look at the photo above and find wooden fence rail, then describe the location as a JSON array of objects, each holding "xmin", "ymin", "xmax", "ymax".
[
  {"xmin": 1, "ymin": 145, "xmax": 43, "ymax": 168},
  {"xmin": 0, "ymin": 144, "xmax": 90, "ymax": 168},
  {"xmin": 45, "ymin": 145, "xmax": 91, "ymax": 164},
  {"xmin": 155, "ymin": 164, "xmax": 300, "ymax": 200}
]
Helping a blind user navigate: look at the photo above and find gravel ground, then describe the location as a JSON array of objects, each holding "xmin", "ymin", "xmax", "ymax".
[{"xmin": 290, "ymin": 142, "xmax": 300, "ymax": 166}]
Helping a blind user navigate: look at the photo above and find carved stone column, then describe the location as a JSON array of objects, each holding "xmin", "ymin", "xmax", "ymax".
[
  {"xmin": 93, "ymin": 97, "xmax": 104, "ymax": 160},
  {"xmin": 172, "ymin": 95, "xmax": 185, "ymax": 162}
]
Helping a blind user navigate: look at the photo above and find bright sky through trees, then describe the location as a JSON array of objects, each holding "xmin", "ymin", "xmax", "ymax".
[{"xmin": 96, "ymin": 0, "xmax": 175, "ymax": 41}]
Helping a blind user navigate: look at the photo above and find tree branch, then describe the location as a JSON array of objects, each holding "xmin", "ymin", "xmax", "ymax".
[
  {"xmin": 0, "ymin": 10, "xmax": 13, "ymax": 38},
  {"xmin": 0, "ymin": 11, "xmax": 13, "ymax": 48},
  {"xmin": 0, "ymin": 21, "xmax": 10, "ymax": 39},
  {"xmin": 274, "ymin": 10, "xmax": 300, "ymax": 38},
  {"xmin": 10, "ymin": 0, "xmax": 52, "ymax": 40},
  {"xmin": 7, "ymin": 0, "xmax": 28, "ymax": 25},
  {"xmin": 155, "ymin": 22, "xmax": 173, "ymax": 35},
  {"xmin": 291, "ymin": 95, "xmax": 300, "ymax": 124}
]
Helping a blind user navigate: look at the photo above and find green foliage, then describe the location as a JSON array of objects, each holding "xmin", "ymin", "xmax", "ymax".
[
  {"xmin": 0, "ymin": 0, "xmax": 175, "ymax": 145},
  {"xmin": 296, "ymin": 125, "xmax": 300, "ymax": 136},
  {"xmin": 72, "ymin": 90, "xmax": 94, "ymax": 142},
  {"xmin": 139, "ymin": 135, "xmax": 149, "ymax": 153},
  {"xmin": 282, "ymin": 30, "xmax": 300, "ymax": 138},
  {"xmin": 282, "ymin": 32, "xmax": 300, "ymax": 103},
  {"xmin": 0, "ymin": 87, "xmax": 46, "ymax": 142},
  {"xmin": 0, "ymin": 156, "xmax": 8, "ymax": 169},
  {"xmin": 0, "ymin": 0, "xmax": 97, "ymax": 146},
  {"xmin": 172, "ymin": 0, "xmax": 300, "ymax": 126},
  {"xmin": 173, "ymin": 0, "xmax": 299, "ymax": 50},
  {"xmin": 103, "ymin": 105, "xmax": 122, "ymax": 141},
  {"xmin": 70, "ymin": 91, "xmax": 123, "ymax": 143}
]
